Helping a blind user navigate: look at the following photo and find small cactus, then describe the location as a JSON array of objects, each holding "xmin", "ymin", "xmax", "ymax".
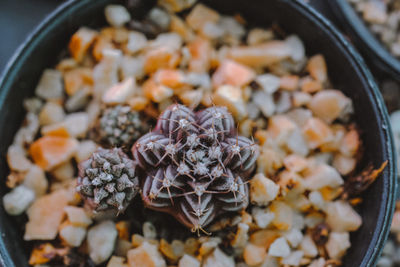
[
  {"xmin": 77, "ymin": 148, "xmax": 139, "ymax": 213},
  {"xmin": 132, "ymin": 104, "xmax": 259, "ymax": 233},
  {"xmin": 98, "ymin": 105, "xmax": 149, "ymax": 148}
]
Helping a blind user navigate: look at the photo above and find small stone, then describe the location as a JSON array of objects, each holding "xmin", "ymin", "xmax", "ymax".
[
  {"xmin": 7, "ymin": 145, "xmax": 32, "ymax": 172},
  {"xmin": 270, "ymin": 201, "xmax": 293, "ymax": 231},
  {"xmin": 306, "ymin": 54, "xmax": 327, "ymax": 83},
  {"xmin": 281, "ymin": 250, "xmax": 304, "ymax": 266},
  {"xmin": 303, "ymin": 164, "xmax": 343, "ymax": 190},
  {"xmin": 143, "ymin": 221, "xmax": 157, "ymax": 240},
  {"xmin": 24, "ymin": 190, "xmax": 69, "ymax": 240},
  {"xmin": 243, "ymin": 243, "xmax": 267, "ymax": 266},
  {"xmin": 39, "ymin": 102, "xmax": 65, "ymax": 126},
  {"xmin": 286, "ymin": 35, "xmax": 305, "ymax": 62},
  {"xmin": 252, "ymin": 90, "xmax": 275, "ymax": 117},
  {"xmin": 178, "ymin": 254, "xmax": 200, "ymax": 267},
  {"xmin": 231, "ymin": 223, "xmax": 249, "ymax": 249},
  {"xmin": 65, "ymin": 87, "xmax": 92, "ymax": 112},
  {"xmin": 148, "ymin": 7, "xmax": 171, "ymax": 30},
  {"xmin": 105, "ymin": 5, "xmax": 131, "ymax": 27},
  {"xmin": 299, "ymin": 235, "xmax": 318, "ymax": 258},
  {"xmin": 255, "ymin": 74, "xmax": 280, "ymax": 94},
  {"xmin": 252, "ymin": 207, "xmax": 275, "ymax": 229},
  {"xmin": 22, "ymin": 164, "xmax": 48, "ymax": 197},
  {"xmin": 186, "ymin": 4, "xmax": 220, "ymax": 31},
  {"xmin": 308, "ymin": 258, "xmax": 326, "ymax": 267},
  {"xmin": 64, "ymin": 206, "xmax": 92, "ymax": 227},
  {"xmin": 143, "ymin": 79, "xmax": 174, "ymax": 103},
  {"xmin": 325, "ymin": 232, "xmax": 350, "ymax": 260},
  {"xmin": 363, "ymin": 2, "xmax": 387, "ymax": 24},
  {"xmin": 88, "ymin": 221, "xmax": 118, "ymax": 264},
  {"xmin": 212, "ymin": 59, "xmax": 256, "ymax": 88},
  {"xmin": 268, "ymin": 237, "xmax": 291, "ymax": 257},
  {"xmin": 29, "ymin": 136, "xmax": 79, "ymax": 171},
  {"xmin": 284, "ymin": 228, "xmax": 303, "ymax": 248},
  {"xmin": 107, "ymin": 256, "xmax": 128, "ymax": 267},
  {"xmin": 93, "ymin": 49, "xmax": 122, "ymax": 98},
  {"xmin": 63, "ymin": 112, "xmax": 90, "ymax": 138},
  {"xmin": 250, "ymin": 173, "xmax": 279, "ymax": 205},
  {"xmin": 213, "ymin": 85, "xmax": 247, "ymax": 120},
  {"xmin": 308, "ymin": 90, "xmax": 353, "ymax": 124},
  {"xmin": 326, "ymin": 200, "xmax": 362, "ymax": 232},
  {"xmin": 127, "ymin": 241, "xmax": 166, "ymax": 267},
  {"xmin": 125, "ymin": 31, "xmax": 147, "ymax": 54},
  {"xmin": 69, "ymin": 27, "xmax": 98, "ymax": 62},
  {"xmin": 103, "ymin": 78, "xmax": 138, "ymax": 105},
  {"xmin": 121, "ymin": 56, "xmax": 145, "ymax": 80},
  {"xmin": 377, "ymin": 256, "xmax": 392, "ymax": 267},
  {"xmin": 3, "ymin": 185, "xmax": 35, "ymax": 216},
  {"xmin": 35, "ymin": 69, "xmax": 63, "ymax": 100},
  {"xmin": 75, "ymin": 140, "xmax": 98, "ymax": 163},
  {"xmin": 59, "ymin": 223, "xmax": 87, "ymax": 247},
  {"xmin": 203, "ymin": 248, "xmax": 234, "ymax": 267},
  {"xmin": 51, "ymin": 161, "xmax": 75, "ymax": 181}
]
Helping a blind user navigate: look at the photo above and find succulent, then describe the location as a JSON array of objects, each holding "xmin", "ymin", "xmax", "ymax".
[
  {"xmin": 132, "ymin": 104, "xmax": 259, "ymax": 233},
  {"xmin": 77, "ymin": 148, "xmax": 139, "ymax": 213},
  {"xmin": 98, "ymin": 105, "xmax": 148, "ymax": 147}
]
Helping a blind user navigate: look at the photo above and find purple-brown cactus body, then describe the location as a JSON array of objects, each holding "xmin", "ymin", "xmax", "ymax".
[{"xmin": 132, "ymin": 104, "xmax": 259, "ymax": 232}]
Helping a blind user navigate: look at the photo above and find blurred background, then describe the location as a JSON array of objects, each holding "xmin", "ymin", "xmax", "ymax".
[
  {"xmin": 0, "ymin": 0, "xmax": 64, "ymax": 71},
  {"xmin": 0, "ymin": 0, "xmax": 326, "ymax": 73}
]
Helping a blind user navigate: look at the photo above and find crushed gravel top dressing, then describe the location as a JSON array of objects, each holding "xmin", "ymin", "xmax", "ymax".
[{"xmin": 2, "ymin": 1, "xmax": 386, "ymax": 266}]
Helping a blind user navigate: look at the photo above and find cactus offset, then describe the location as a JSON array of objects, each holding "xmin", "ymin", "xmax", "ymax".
[
  {"xmin": 132, "ymin": 104, "xmax": 259, "ymax": 233},
  {"xmin": 77, "ymin": 148, "xmax": 139, "ymax": 213},
  {"xmin": 98, "ymin": 105, "xmax": 149, "ymax": 148}
]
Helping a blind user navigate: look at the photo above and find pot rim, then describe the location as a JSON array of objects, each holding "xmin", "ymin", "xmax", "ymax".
[
  {"xmin": 0, "ymin": 0, "xmax": 397, "ymax": 266},
  {"xmin": 328, "ymin": 0, "xmax": 400, "ymax": 80}
]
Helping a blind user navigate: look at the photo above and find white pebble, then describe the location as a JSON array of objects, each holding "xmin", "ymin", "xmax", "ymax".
[
  {"xmin": 281, "ymin": 250, "xmax": 304, "ymax": 266},
  {"xmin": 256, "ymin": 74, "xmax": 280, "ymax": 94},
  {"xmin": 3, "ymin": 186, "xmax": 35, "ymax": 215},
  {"xmin": 268, "ymin": 237, "xmax": 291, "ymax": 257},
  {"xmin": 105, "ymin": 5, "xmax": 131, "ymax": 27},
  {"xmin": 252, "ymin": 207, "xmax": 275, "ymax": 229},
  {"xmin": 325, "ymin": 232, "xmax": 350, "ymax": 260},
  {"xmin": 88, "ymin": 220, "xmax": 118, "ymax": 264},
  {"xmin": 284, "ymin": 228, "xmax": 303, "ymax": 248}
]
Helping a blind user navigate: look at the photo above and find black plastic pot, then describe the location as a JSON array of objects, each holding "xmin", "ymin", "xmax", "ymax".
[
  {"xmin": 328, "ymin": 0, "xmax": 400, "ymax": 81},
  {"xmin": 0, "ymin": 0, "xmax": 396, "ymax": 266}
]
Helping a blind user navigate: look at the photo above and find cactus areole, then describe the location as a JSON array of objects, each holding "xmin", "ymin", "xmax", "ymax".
[{"xmin": 132, "ymin": 104, "xmax": 259, "ymax": 233}]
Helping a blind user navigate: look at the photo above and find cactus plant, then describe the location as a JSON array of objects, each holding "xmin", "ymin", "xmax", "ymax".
[
  {"xmin": 132, "ymin": 104, "xmax": 259, "ymax": 233},
  {"xmin": 77, "ymin": 148, "xmax": 139, "ymax": 213}
]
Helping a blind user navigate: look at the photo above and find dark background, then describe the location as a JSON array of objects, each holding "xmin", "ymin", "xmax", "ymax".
[
  {"xmin": 0, "ymin": 0, "xmax": 329, "ymax": 73},
  {"xmin": 0, "ymin": 0, "xmax": 65, "ymax": 72}
]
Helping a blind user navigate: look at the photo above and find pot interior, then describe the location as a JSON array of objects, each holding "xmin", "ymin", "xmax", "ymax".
[{"xmin": 0, "ymin": 0, "xmax": 395, "ymax": 266}]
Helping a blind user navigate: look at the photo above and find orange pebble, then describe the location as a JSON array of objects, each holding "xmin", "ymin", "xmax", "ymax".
[
  {"xmin": 29, "ymin": 136, "xmax": 79, "ymax": 171},
  {"xmin": 227, "ymin": 41, "xmax": 291, "ymax": 68},
  {"xmin": 307, "ymin": 54, "xmax": 327, "ymax": 83},
  {"xmin": 300, "ymin": 76, "xmax": 322, "ymax": 93},
  {"xmin": 68, "ymin": 27, "xmax": 98, "ymax": 63},
  {"xmin": 302, "ymin": 117, "xmax": 333, "ymax": 149},
  {"xmin": 64, "ymin": 67, "xmax": 93, "ymax": 96},
  {"xmin": 144, "ymin": 47, "xmax": 180, "ymax": 74},
  {"xmin": 92, "ymin": 35, "xmax": 114, "ymax": 61},
  {"xmin": 154, "ymin": 69, "xmax": 185, "ymax": 89},
  {"xmin": 188, "ymin": 37, "xmax": 212, "ymax": 73},
  {"xmin": 243, "ymin": 243, "xmax": 267, "ymax": 266},
  {"xmin": 250, "ymin": 230, "xmax": 279, "ymax": 249},
  {"xmin": 340, "ymin": 129, "xmax": 360, "ymax": 157},
  {"xmin": 280, "ymin": 75, "xmax": 299, "ymax": 91},
  {"xmin": 212, "ymin": 59, "xmax": 256, "ymax": 88}
]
